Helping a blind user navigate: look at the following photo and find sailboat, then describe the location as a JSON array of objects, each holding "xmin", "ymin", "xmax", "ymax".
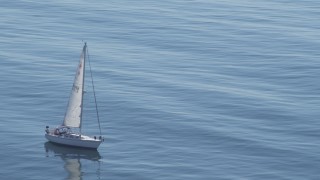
[{"xmin": 45, "ymin": 43, "xmax": 103, "ymax": 149}]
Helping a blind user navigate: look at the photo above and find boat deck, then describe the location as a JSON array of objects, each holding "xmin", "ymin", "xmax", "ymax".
[{"xmin": 47, "ymin": 132, "xmax": 101, "ymax": 141}]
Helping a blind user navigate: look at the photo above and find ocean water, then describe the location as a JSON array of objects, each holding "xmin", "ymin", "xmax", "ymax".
[{"xmin": 0, "ymin": 0, "xmax": 319, "ymax": 179}]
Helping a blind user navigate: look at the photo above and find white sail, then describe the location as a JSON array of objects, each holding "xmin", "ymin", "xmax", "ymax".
[{"xmin": 63, "ymin": 44, "xmax": 86, "ymax": 128}]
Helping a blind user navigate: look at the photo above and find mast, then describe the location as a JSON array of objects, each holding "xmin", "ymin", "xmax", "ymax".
[{"xmin": 79, "ymin": 42, "xmax": 87, "ymax": 135}]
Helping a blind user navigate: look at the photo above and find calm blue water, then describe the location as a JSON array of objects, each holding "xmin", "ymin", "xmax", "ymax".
[{"xmin": 0, "ymin": 0, "xmax": 319, "ymax": 179}]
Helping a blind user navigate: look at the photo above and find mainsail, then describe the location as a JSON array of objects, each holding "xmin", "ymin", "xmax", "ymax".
[{"xmin": 63, "ymin": 44, "xmax": 86, "ymax": 128}]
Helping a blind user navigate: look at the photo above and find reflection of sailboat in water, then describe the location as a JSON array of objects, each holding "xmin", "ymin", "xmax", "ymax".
[{"xmin": 45, "ymin": 142, "xmax": 101, "ymax": 180}]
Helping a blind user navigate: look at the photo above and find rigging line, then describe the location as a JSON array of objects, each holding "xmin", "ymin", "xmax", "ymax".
[{"xmin": 87, "ymin": 44, "xmax": 102, "ymax": 136}]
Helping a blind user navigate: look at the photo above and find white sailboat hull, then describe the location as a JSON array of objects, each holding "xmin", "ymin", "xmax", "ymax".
[{"xmin": 45, "ymin": 133, "xmax": 102, "ymax": 149}]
